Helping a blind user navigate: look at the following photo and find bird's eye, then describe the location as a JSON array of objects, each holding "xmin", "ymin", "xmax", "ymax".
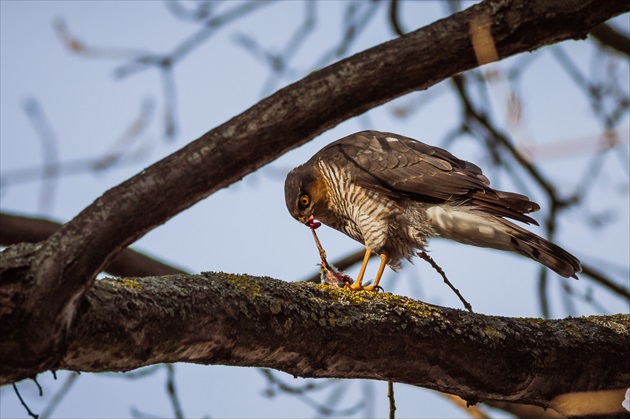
[{"xmin": 299, "ymin": 194, "xmax": 310, "ymax": 208}]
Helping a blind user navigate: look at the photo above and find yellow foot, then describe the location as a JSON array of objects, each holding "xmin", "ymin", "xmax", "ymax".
[{"xmin": 344, "ymin": 283, "xmax": 382, "ymax": 292}]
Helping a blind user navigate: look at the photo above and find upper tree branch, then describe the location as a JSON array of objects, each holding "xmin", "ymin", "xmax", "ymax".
[
  {"xmin": 7, "ymin": 272, "xmax": 630, "ymax": 413},
  {"xmin": 1, "ymin": 0, "xmax": 628, "ymax": 392}
]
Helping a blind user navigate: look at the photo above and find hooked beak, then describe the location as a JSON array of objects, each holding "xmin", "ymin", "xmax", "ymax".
[{"xmin": 304, "ymin": 215, "xmax": 321, "ymax": 229}]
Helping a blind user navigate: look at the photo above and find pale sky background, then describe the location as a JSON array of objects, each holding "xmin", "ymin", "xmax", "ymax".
[{"xmin": 1, "ymin": 1, "xmax": 629, "ymax": 418}]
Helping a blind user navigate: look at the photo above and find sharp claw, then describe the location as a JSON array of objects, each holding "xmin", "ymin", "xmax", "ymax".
[{"xmin": 344, "ymin": 283, "xmax": 382, "ymax": 292}]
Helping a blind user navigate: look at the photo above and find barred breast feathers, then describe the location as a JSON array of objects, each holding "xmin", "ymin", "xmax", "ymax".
[{"xmin": 317, "ymin": 160, "xmax": 397, "ymax": 252}]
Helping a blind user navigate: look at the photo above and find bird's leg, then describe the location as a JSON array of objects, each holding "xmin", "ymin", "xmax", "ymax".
[
  {"xmin": 359, "ymin": 254, "xmax": 388, "ymax": 291},
  {"xmin": 346, "ymin": 248, "xmax": 372, "ymax": 290},
  {"xmin": 370, "ymin": 254, "xmax": 389, "ymax": 290},
  {"xmin": 346, "ymin": 252, "xmax": 388, "ymax": 291}
]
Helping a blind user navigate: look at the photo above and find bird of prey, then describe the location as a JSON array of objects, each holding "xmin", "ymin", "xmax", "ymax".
[{"xmin": 285, "ymin": 131, "xmax": 581, "ymax": 291}]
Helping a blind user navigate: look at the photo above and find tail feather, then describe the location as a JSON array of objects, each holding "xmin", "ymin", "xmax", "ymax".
[
  {"xmin": 426, "ymin": 206, "xmax": 582, "ymax": 278},
  {"xmin": 496, "ymin": 218, "xmax": 582, "ymax": 279}
]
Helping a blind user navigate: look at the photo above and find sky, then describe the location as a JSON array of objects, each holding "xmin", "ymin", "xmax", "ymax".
[{"xmin": 1, "ymin": 1, "xmax": 629, "ymax": 418}]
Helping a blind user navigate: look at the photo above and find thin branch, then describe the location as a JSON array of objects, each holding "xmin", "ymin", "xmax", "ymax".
[
  {"xmin": 12, "ymin": 384, "xmax": 39, "ymax": 419},
  {"xmin": 259, "ymin": 369, "xmax": 365, "ymax": 417},
  {"xmin": 160, "ymin": 67, "xmax": 178, "ymax": 140},
  {"xmin": 110, "ymin": 365, "xmax": 162, "ymax": 380},
  {"xmin": 451, "ymin": 75, "xmax": 561, "ymax": 203},
  {"xmin": 388, "ymin": 0, "xmax": 406, "ymax": 37},
  {"xmin": 233, "ymin": 1, "xmax": 317, "ymax": 97},
  {"xmin": 590, "ymin": 23, "xmax": 630, "ymax": 56},
  {"xmin": 114, "ymin": 1, "xmax": 272, "ymax": 79},
  {"xmin": 311, "ymin": 1, "xmax": 381, "ymax": 69},
  {"xmin": 1, "ymin": 99, "xmax": 155, "ymax": 188},
  {"xmin": 580, "ymin": 262, "xmax": 630, "ymax": 301},
  {"xmin": 165, "ymin": 365, "xmax": 184, "ymax": 419},
  {"xmin": 54, "ymin": 18, "xmax": 151, "ymax": 59},
  {"xmin": 418, "ymin": 250, "xmax": 473, "ymax": 313},
  {"xmin": 387, "ymin": 381, "xmax": 396, "ymax": 419},
  {"xmin": 39, "ymin": 372, "xmax": 79, "ymax": 419},
  {"xmin": 22, "ymin": 98, "xmax": 60, "ymax": 213},
  {"xmin": 165, "ymin": 0, "xmax": 217, "ymax": 22},
  {"xmin": 538, "ymin": 269, "xmax": 551, "ymax": 318}
]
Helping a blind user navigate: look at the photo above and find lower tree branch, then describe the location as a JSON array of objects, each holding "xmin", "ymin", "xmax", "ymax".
[
  {"xmin": 2, "ymin": 270, "xmax": 628, "ymax": 412},
  {"xmin": 0, "ymin": 212, "xmax": 186, "ymax": 277}
]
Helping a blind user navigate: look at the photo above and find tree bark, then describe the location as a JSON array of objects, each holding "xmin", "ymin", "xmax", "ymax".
[
  {"xmin": 1, "ymin": 0, "xmax": 628, "ymax": 406},
  {"xmin": 2, "ymin": 271, "xmax": 628, "ymax": 411}
]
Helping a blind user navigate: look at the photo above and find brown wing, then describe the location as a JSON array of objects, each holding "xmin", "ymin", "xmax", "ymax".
[{"xmin": 317, "ymin": 131, "xmax": 540, "ymax": 225}]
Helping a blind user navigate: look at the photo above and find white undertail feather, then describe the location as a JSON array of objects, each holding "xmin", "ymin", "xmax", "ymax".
[{"xmin": 426, "ymin": 206, "xmax": 581, "ymax": 278}]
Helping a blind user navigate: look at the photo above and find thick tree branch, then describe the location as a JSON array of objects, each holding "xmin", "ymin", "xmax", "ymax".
[
  {"xmin": 1, "ymin": 0, "xmax": 628, "ymax": 395},
  {"xmin": 3, "ymin": 272, "xmax": 629, "ymax": 413}
]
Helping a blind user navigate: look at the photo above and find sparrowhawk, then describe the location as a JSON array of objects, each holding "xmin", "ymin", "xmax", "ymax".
[{"xmin": 285, "ymin": 131, "xmax": 581, "ymax": 291}]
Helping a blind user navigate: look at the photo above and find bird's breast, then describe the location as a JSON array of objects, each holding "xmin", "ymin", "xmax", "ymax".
[{"xmin": 317, "ymin": 160, "xmax": 398, "ymax": 251}]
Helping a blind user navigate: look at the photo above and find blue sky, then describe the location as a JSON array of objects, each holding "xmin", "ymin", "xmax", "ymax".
[{"xmin": 1, "ymin": 2, "xmax": 628, "ymax": 418}]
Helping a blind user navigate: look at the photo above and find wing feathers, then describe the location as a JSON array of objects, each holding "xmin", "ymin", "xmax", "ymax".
[{"xmin": 324, "ymin": 131, "xmax": 540, "ymax": 223}]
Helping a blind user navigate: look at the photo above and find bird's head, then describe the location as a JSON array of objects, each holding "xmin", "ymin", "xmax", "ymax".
[{"xmin": 284, "ymin": 163, "xmax": 328, "ymax": 226}]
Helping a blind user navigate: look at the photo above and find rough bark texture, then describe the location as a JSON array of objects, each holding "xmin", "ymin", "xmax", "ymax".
[
  {"xmin": 7, "ymin": 272, "xmax": 630, "ymax": 410},
  {"xmin": 1, "ymin": 0, "xmax": 629, "ymax": 408}
]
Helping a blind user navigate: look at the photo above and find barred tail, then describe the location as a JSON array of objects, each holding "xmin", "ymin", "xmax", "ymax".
[
  {"xmin": 495, "ymin": 218, "xmax": 581, "ymax": 279},
  {"xmin": 427, "ymin": 207, "xmax": 582, "ymax": 278}
]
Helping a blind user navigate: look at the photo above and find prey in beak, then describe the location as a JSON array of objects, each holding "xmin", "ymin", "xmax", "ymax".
[{"xmin": 305, "ymin": 215, "xmax": 353, "ymax": 287}]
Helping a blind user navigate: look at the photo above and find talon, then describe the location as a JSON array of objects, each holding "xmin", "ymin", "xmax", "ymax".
[{"xmin": 344, "ymin": 282, "xmax": 380, "ymax": 292}]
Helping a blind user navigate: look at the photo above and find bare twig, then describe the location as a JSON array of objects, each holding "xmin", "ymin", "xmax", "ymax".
[
  {"xmin": 161, "ymin": 67, "xmax": 178, "ymax": 140},
  {"xmin": 54, "ymin": 18, "xmax": 150, "ymax": 59},
  {"xmin": 259, "ymin": 369, "xmax": 366, "ymax": 417},
  {"xmin": 538, "ymin": 269, "xmax": 551, "ymax": 319},
  {"xmin": 234, "ymin": 2, "xmax": 317, "ymax": 97},
  {"xmin": 387, "ymin": 381, "xmax": 396, "ymax": 419},
  {"xmin": 2, "ymin": 99, "xmax": 154, "ymax": 188},
  {"xmin": 418, "ymin": 251, "xmax": 473, "ymax": 312},
  {"xmin": 388, "ymin": 0, "xmax": 406, "ymax": 37},
  {"xmin": 165, "ymin": 0, "xmax": 217, "ymax": 22},
  {"xmin": 115, "ymin": 1, "xmax": 272, "ymax": 79},
  {"xmin": 165, "ymin": 365, "xmax": 184, "ymax": 419},
  {"xmin": 590, "ymin": 23, "xmax": 630, "ymax": 56},
  {"xmin": 312, "ymin": 1, "xmax": 381, "ymax": 69},
  {"xmin": 40, "ymin": 372, "xmax": 79, "ymax": 419},
  {"xmin": 580, "ymin": 262, "xmax": 630, "ymax": 301},
  {"xmin": 451, "ymin": 75, "xmax": 561, "ymax": 202},
  {"xmin": 12, "ymin": 383, "xmax": 39, "ymax": 419},
  {"xmin": 22, "ymin": 98, "xmax": 60, "ymax": 213}
]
